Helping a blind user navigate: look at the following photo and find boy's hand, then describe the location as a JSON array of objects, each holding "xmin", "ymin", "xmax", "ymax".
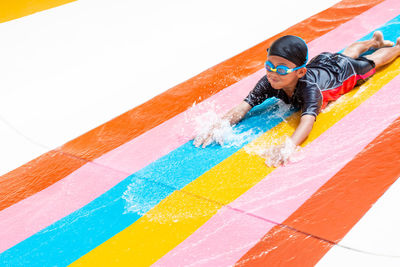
[
  {"xmin": 193, "ymin": 101, "xmax": 252, "ymax": 148},
  {"xmin": 264, "ymin": 137, "xmax": 299, "ymax": 167},
  {"xmin": 263, "ymin": 114, "xmax": 313, "ymax": 166},
  {"xmin": 193, "ymin": 119, "xmax": 229, "ymax": 148}
]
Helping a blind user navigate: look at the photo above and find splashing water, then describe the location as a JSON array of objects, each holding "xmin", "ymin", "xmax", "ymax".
[
  {"xmin": 192, "ymin": 108, "xmax": 261, "ymax": 148},
  {"xmin": 173, "ymin": 100, "xmax": 225, "ymax": 142},
  {"xmin": 122, "ymin": 179, "xmax": 171, "ymax": 216},
  {"xmin": 263, "ymin": 137, "xmax": 305, "ymax": 167}
]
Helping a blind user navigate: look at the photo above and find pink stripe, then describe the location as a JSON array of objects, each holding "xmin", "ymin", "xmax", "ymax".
[
  {"xmin": 154, "ymin": 207, "xmax": 276, "ymax": 267},
  {"xmin": 1, "ymin": 0, "xmax": 399, "ymax": 254},
  {"xmin": 155, "ymin": 65, "xmax": 400, "ymax": 267}
]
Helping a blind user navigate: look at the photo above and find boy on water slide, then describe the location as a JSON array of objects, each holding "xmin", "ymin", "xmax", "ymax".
[{"xmin": 194, "ymin": 32, "xmax": 400, "ymax": 166}]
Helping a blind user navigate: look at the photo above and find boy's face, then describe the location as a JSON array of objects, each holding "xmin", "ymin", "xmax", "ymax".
[{"xmin": 266, "ymin": 55, "xmax": 306, "ymax": 90}]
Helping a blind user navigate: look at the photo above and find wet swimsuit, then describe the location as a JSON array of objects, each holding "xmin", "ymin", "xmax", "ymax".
[{"xmin": 244, "ymin": 52, "xmax": 376, "ymax": 117}]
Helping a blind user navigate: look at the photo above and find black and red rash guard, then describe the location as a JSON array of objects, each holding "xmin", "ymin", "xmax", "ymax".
[{"xmin": 245, "ymin": 52, "xmax": 376, "ymax": 117}]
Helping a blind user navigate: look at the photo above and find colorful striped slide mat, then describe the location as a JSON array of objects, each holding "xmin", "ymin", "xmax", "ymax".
[{"xmin": 1, "ymin": 0, "xmax": 400, "ymax": 266}]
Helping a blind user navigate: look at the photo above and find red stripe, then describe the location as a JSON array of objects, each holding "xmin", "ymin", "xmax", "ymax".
[
  {"xmin": 322, "ymin": 68, "xmax": 376, "ymax": 109},
  {"xmin": 357, "ymin": 67, "xmax": 376, "ymax": 80}
]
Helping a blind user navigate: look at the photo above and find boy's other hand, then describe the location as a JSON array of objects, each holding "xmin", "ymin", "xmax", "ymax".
[{"xmin": 264, "ymin": 137, "xmax": 300, "ymax": 167}]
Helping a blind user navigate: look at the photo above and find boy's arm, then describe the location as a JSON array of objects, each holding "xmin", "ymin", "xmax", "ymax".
[
  {"xmin": 222, "ymin": 101, "xmax": 252, "ymax": 125},
  {"xmin": 290, "ymin": 114, "xmax": 315, "ymax": 146}
]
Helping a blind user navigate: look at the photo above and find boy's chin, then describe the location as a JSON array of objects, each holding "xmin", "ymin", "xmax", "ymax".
[{"xmin": 269, "ymin": 82, "xmax": 281, "ymax": 90}]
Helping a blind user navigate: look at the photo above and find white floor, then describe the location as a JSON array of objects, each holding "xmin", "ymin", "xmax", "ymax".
[{"xmin": 1, "ymin": 0, "xmax": 399, "ymax": 265}]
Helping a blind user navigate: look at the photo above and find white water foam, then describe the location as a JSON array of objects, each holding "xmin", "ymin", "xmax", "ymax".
[{"xmin": 188, "ymin": 101, "xmax": 261, "ymax": 148}]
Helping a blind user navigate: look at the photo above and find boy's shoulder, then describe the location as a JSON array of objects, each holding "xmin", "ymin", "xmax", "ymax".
[{"xmin": 298, "ymin": 69, "xmax": 319, "ymax": 88}]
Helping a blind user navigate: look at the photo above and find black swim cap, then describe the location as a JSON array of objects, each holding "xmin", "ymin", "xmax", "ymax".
[{"xmin": 268, "ymin": 35, "xmax": 308, "ymax": 67}]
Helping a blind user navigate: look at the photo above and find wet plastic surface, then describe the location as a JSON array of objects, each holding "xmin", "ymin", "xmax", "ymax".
[{"xmin": 1, "ymin": 0, "xmax": 400, "ymax": 266}]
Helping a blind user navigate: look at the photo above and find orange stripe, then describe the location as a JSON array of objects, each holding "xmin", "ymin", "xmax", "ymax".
[
  {"xmin": 236, "ymin": 116, "xmax": 400, "ymax": 266},
  {"xmin": 0, "ymin": 0, "xmax": 76, "ymax": 23},
  {"xmin": 0, "ymin": 0, "xmax": 384, "ymax": 212}
]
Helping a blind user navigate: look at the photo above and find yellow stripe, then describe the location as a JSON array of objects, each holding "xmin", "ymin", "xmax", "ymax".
[
  {"xmin": 0, "ymin": 0, "xmax": 75, "ymax": 23},
  {"xmin": 71, "ymin": 59, "xmax": 400, "ymax": 266}
]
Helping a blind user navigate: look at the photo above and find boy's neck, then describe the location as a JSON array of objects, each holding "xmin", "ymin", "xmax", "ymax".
[{"xmin": 282, "ymin": 79, "xmax": 298, "ymax": 98}]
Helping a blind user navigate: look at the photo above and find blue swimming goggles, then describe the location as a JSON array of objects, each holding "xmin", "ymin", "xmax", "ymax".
[{"xmin": 265, "ymin": 61, "xmax": 306, "ymax": 75}]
